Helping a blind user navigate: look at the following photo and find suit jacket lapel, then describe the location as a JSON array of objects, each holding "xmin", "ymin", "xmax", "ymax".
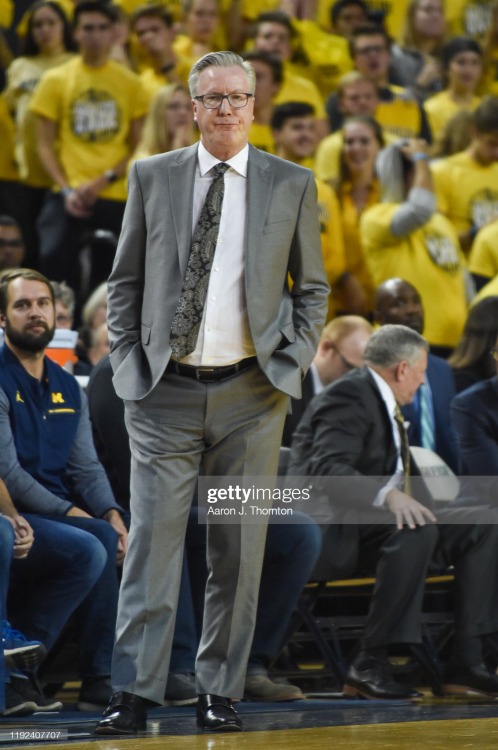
[
  {"xmin": 362, "ymin": 369, "xmax": 399, "ymax": 475},
  {"xmin": 169, "ymin": 144, "xmax": 198, "ymax": 275}
]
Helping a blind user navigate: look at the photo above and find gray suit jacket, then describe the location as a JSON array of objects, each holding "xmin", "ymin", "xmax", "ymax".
[{"xmin": 107, "ymin": 143, "xmax": 329, "ymax": 400}]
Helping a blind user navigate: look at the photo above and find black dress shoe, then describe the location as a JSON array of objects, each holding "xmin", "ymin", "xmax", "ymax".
[
  {"xmin": 441, "ymin": 663, "xmax": 498, "ymax": 697},
  {"xmin": 94, "ymin": 691, "xmax": 150, "ymax": 735},
  {"xmin": 196, "ymin": 694, "xmax": 243, "ymax": 732},
  {"xmin": 343, "ymin": 657, "xmax": 422, "ymax": 701}
]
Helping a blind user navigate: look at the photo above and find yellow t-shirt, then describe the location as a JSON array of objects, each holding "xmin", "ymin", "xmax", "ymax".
[
  {"xmin": 316, "ymin": 178, "xmax": 347, "ymax": 319},
  {"xmin": 240, "ymin": 0, "xmax": 279, "ymax": 21},
  {"xmin": 248, "ymin": 122, "xmax": 275, "ymax": 154},
  {"xmin": 425, "ymin": 91, "xmax": 481, "ymax": 143},
  {"xmin": 5, "ymin": 53, "xmax": 74, "ymax": 187},
  {"xmin": 375, "ymin": 86, "xmax": 426, "ymax": 141},
  {"xmin": 336, "ymin": 180, "xmax": 379, "ymax": 313},
  {"xmin": 274, "ymin": 69, "xmax": 327, "ymax": 120},
  {"xmin": 0, "ymin": 0, "xmax": 13, "ymax": 28},
  {"xmin": 291, "ymin": 20, "xmax": 352, "ymax": 97},
  {"xmin": 361, "ymin": 204, "xmax": 467, "ymax": 347},
  {"xmin": 468, "ymin": 220, "xmax": 498, "ymax": 280},
  {"xmin": 446, "ymin": 0, "xmax": 495, "ymax": 44},
  {"xmin": 471, "ymin": 273, "xmax": 498, "ymax": 305},
  {"xmin": 0, "ymin": 94, "xmax": 19, "ymax": 182},
  {"xmin": 29, "ymin": 57, "xmax": 149, "ymax": 201},
  {"xmin": 139, "ymin": 58, "xmax": 191, "ymax": 104},
  {"xmin": 431, "ymin": 151, "xmax": 498, "ymax": 236}
]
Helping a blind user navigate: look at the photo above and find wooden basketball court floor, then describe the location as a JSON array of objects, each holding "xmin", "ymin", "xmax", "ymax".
[{"xmin": 2, "ymin": 695, "xmax": 498, "ymax": 750}]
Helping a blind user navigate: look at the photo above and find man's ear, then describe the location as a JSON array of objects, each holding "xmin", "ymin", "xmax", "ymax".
[{"xmin": 393, "ymin": 360, "xmax": 408, "ymax": 382}]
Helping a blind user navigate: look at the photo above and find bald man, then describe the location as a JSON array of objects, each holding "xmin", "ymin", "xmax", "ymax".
[{"xmin": 282, "ymin": 315, "xmax": 373, "ymax": 447}]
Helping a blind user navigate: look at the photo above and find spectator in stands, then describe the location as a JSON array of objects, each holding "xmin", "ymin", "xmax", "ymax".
[
  {"xmin": 329, "ymin": 115, "xmax": 385, "ymax": 314},
  {"xmin": 131, "ymin": 3, "xmax": 191, "ymax": 99},
  {"xmin": 132, "ymin": 84, "xmax": 196, "ymax": 162},
  {"xmin": 482, "ymin": 2, "xmax": 498, "ymax": 96},
  {"xmin": 173, "ymin": 0, "xmax": 221, "ymax": 65},
  {"xmin": 272, "ymin": 101, "xmax": 366, "ymax": 317},
  {"xmin": 0, "ymin": 215, "xmax": 25, "ymax": 272},
  {"xmin": 0, "ymin": 474, "xmax": 109, "ymax": 715},
  {"xmin": 431, "ymin": 110, "xmax": 474, "ymax": 159},
  {"xmin": 390, "ymin": 0, "xmax": 446, "ymax": 101},
  {"xmin": 445, "ymin": 0, "xmax": 495, "ymax": 46},
  {"xmin": 329, "ymin": 0, "xmax": 369, "ymax": 40},
  {"xmin": 51, "ymin": 279, "xmax": 75, "ymax": 329},
  {"xmin": 431, "ymin": 96, "xmax": 498, "ymax": 254},
  {"xmin": 87, "ymin": 354, "xmax": 320, "ymax": 704},
  {"xmin": 252, "ymin": 11, "xmax": 329, "ymax": 138},
  {"xmin": 81, "ymin": 281, "xmax": 107, "ymax": 333},
  {"xmin": 316, "ymin": 72, "xmax": 383, "ymax": 183},
  {"xmin": 30, "ymin": 1, "xmax": 148, "ymax": 289},
  {"xmin": 289, "ymin": 323, "xmax": 498, "ymax": 700},
  {"xmin": 0, "ymin": 268, "xmax": 128, "ymax": 711},
  {"xmin": 448, "ymin": 296, "xmax": 498, "ymax": 393},
  {"xmin": 76, "ymin": 322, "xmax": 109, "ymax": 374},
  {"xmin": 4, "ymin": 1, "xmax": 76, "ymax": 267},
  {"xmin": 374, "ymin": 278, "xmax": 459, "ymax": 471},
  {"xmin": 282, "ymin": 315, "xmax": 373, "ymax": 447},
  {"xmin": 468, "ymin": 220, "xmax": 498, "ymax": 292},
  {"xmin": 242, "ymin": 50, "xmax": 282, "ymax": 154},
  {"xmin": 326, "ymin": 25, "xmax": 432, "ymax": 142},
  {"xmin": 424, "ymin": 37, "xmax": 483, "ymax": 142},
  {"xmin": 361, "ymin": 138, "xmax": 468, "ymax": 355}
]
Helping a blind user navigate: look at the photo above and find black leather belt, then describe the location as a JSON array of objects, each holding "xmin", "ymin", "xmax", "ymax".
[{"xmin": 166, "ymin": 356, "xmax": 257, "ymax": 383}]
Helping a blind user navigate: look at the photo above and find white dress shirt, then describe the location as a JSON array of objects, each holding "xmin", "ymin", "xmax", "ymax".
[
  {"xmin": 368, "ymin": 367, "xmax": 405, "ymax": 506},
  {"xmin": 181, "ymin": 142, "xmax": 256, "ymax": 366}
]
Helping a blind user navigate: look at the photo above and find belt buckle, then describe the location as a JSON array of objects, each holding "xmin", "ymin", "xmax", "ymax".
[{"xmin": 196, "ymin": 367, "xmax": 217, "ymax": 382}]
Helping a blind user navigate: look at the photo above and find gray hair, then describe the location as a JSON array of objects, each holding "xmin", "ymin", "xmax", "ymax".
[
  {"xmin": 51, "ymin": 280, "xmax": 75, "ymax": 317},
  {"xmin": 188, "ymin": 51, "xmax": 256, "ymax": 98},
  {"xmin": 364, "ymin": 324, "xmax": 428, "ymax": 368}
]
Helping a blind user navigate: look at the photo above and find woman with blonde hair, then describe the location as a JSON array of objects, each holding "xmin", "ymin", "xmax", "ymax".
[{"xmin": 132, "ymin": 83, "xmax": 196, "ymax": 162}]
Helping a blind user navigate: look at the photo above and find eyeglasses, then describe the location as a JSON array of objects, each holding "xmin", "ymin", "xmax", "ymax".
[
  {"xmin": 0, "ymin": 239, "xmax": 23, "ymax": 248},
  {"xmin": 355, "ymin": 44, "xmax": 388, "ymax": 56},
  {"xmin": 194, "ymin": 93, "xmax": 254, "ymax": 109}
]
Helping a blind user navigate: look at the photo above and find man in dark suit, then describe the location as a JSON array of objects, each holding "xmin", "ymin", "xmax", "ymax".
[
  {"xmin": 96, "ymin": 51, "xmax": 329, "ymax": 735},
  {"xmin": 282, "ymin": 315, "xmax": 373, "ymax": 447},
  {"xmin": 289, "ymin": 324, "xmax": 498, "ymax": 700},
  {"xmin": 374, "ymin": 278, "xmax": 459, "ymax": 472},
  {"xmin": 451, "ymin": 341, "xmax": 498, "ymax": 477}
]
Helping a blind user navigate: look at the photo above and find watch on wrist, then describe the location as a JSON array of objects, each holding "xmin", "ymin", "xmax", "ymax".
[{"xmin": 104, "ymin": 169, "xmax": 118, "ymax": 184}]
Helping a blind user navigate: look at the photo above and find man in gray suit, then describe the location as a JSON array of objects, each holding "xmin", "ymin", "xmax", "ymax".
[{"xmin": 96, "ymin": 51, "xmax": 329, "ymax": 735}]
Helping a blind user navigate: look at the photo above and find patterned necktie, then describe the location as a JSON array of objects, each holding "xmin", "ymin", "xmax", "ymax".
[
  {"xmin": 419, "ymin": 383, "xmax": 435, "ymax": 451},
  {"xmin": 170, "ymin": 162, "xmax": 229, "ymax": 359},
  {"xmin": 394, "ymin": 403, "xmax": 411, "ymax": 495}
]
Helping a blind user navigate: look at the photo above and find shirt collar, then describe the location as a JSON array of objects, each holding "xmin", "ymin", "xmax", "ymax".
[
  {"xmin": 367, "ymin": 366, "xmax": 398, "ymax": 418},
  {"xmin": 198, "ymin": 141, "xmax": 249, "ymax": 177}
]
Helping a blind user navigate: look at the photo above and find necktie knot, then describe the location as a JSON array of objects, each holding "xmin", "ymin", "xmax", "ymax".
[{"xmin": 213, "ymin": 162, "xmax": 229, "ymax": 178}]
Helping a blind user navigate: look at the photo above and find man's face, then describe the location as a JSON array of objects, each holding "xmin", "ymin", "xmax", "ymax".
[
  {"xmin": 334, "ymin": 4, "xmax": 369, "ymax": 38},
  {"xmin": 0, "ymin": 225, "xmax": 25, "ymax": 272},
  {"xmin": 1, "ymin": 278, "xmax": 55, "ymax": 354},
  {"xmin": 320, "ymin": 329, "xmax": 371, "ymax": 384},
  {"xmin": 74, "ymin": 11, "xmax": 115, "ymax": 58},
  {"xmin": 473, "ymin": 131, "xmax": 498, "ymax": 166},
  {"xmin": 187, "ymin": 0, "xmax": 219, "ymax": 42},
  {"xmin": 251, "ymin": 59, "xmax": 280, "ymax": 106},
  {"xmin": 274, "ymin": 115, "xmax": 317, "ymax": 160},
  {"xmin": 254, "ymin": 21, "xmax": 292, "ymax": 61},
  {"xmin": 193, "ymin": 65, "xmax": 254, "ymax": 159},
  {"xmin": 134, "ymin": 15, "xmax": 173, "ymax": 56},
  {"xmin": 55, "ymin": 301, "xmax": 73, "ymax": 329},
  {"xmin": 396, "ymin": 350, "xmax": 427, "ymax": 405},
  {"xmin": 375, "ymin": 281, "xmax": 424, "ymax": 334},
  {"xmin": 340, "ymin": 80, "xmax": 378, "ymax": 116},
  {"xmin": 353, "ymin": 34, "xmax": 390, "ymax": 82}
]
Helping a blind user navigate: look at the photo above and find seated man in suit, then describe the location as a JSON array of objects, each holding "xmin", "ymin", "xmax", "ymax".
[
  {"xmin": 374, "ymin": 278, "xmax": 460, "ymax": 472},
  {"xmin": 289, "ymin": 324, "xmax": 498, "ymax": 699},
  {"xmin": 282, "ymin": 315, "xmax": 373, "ymax": 447}
]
